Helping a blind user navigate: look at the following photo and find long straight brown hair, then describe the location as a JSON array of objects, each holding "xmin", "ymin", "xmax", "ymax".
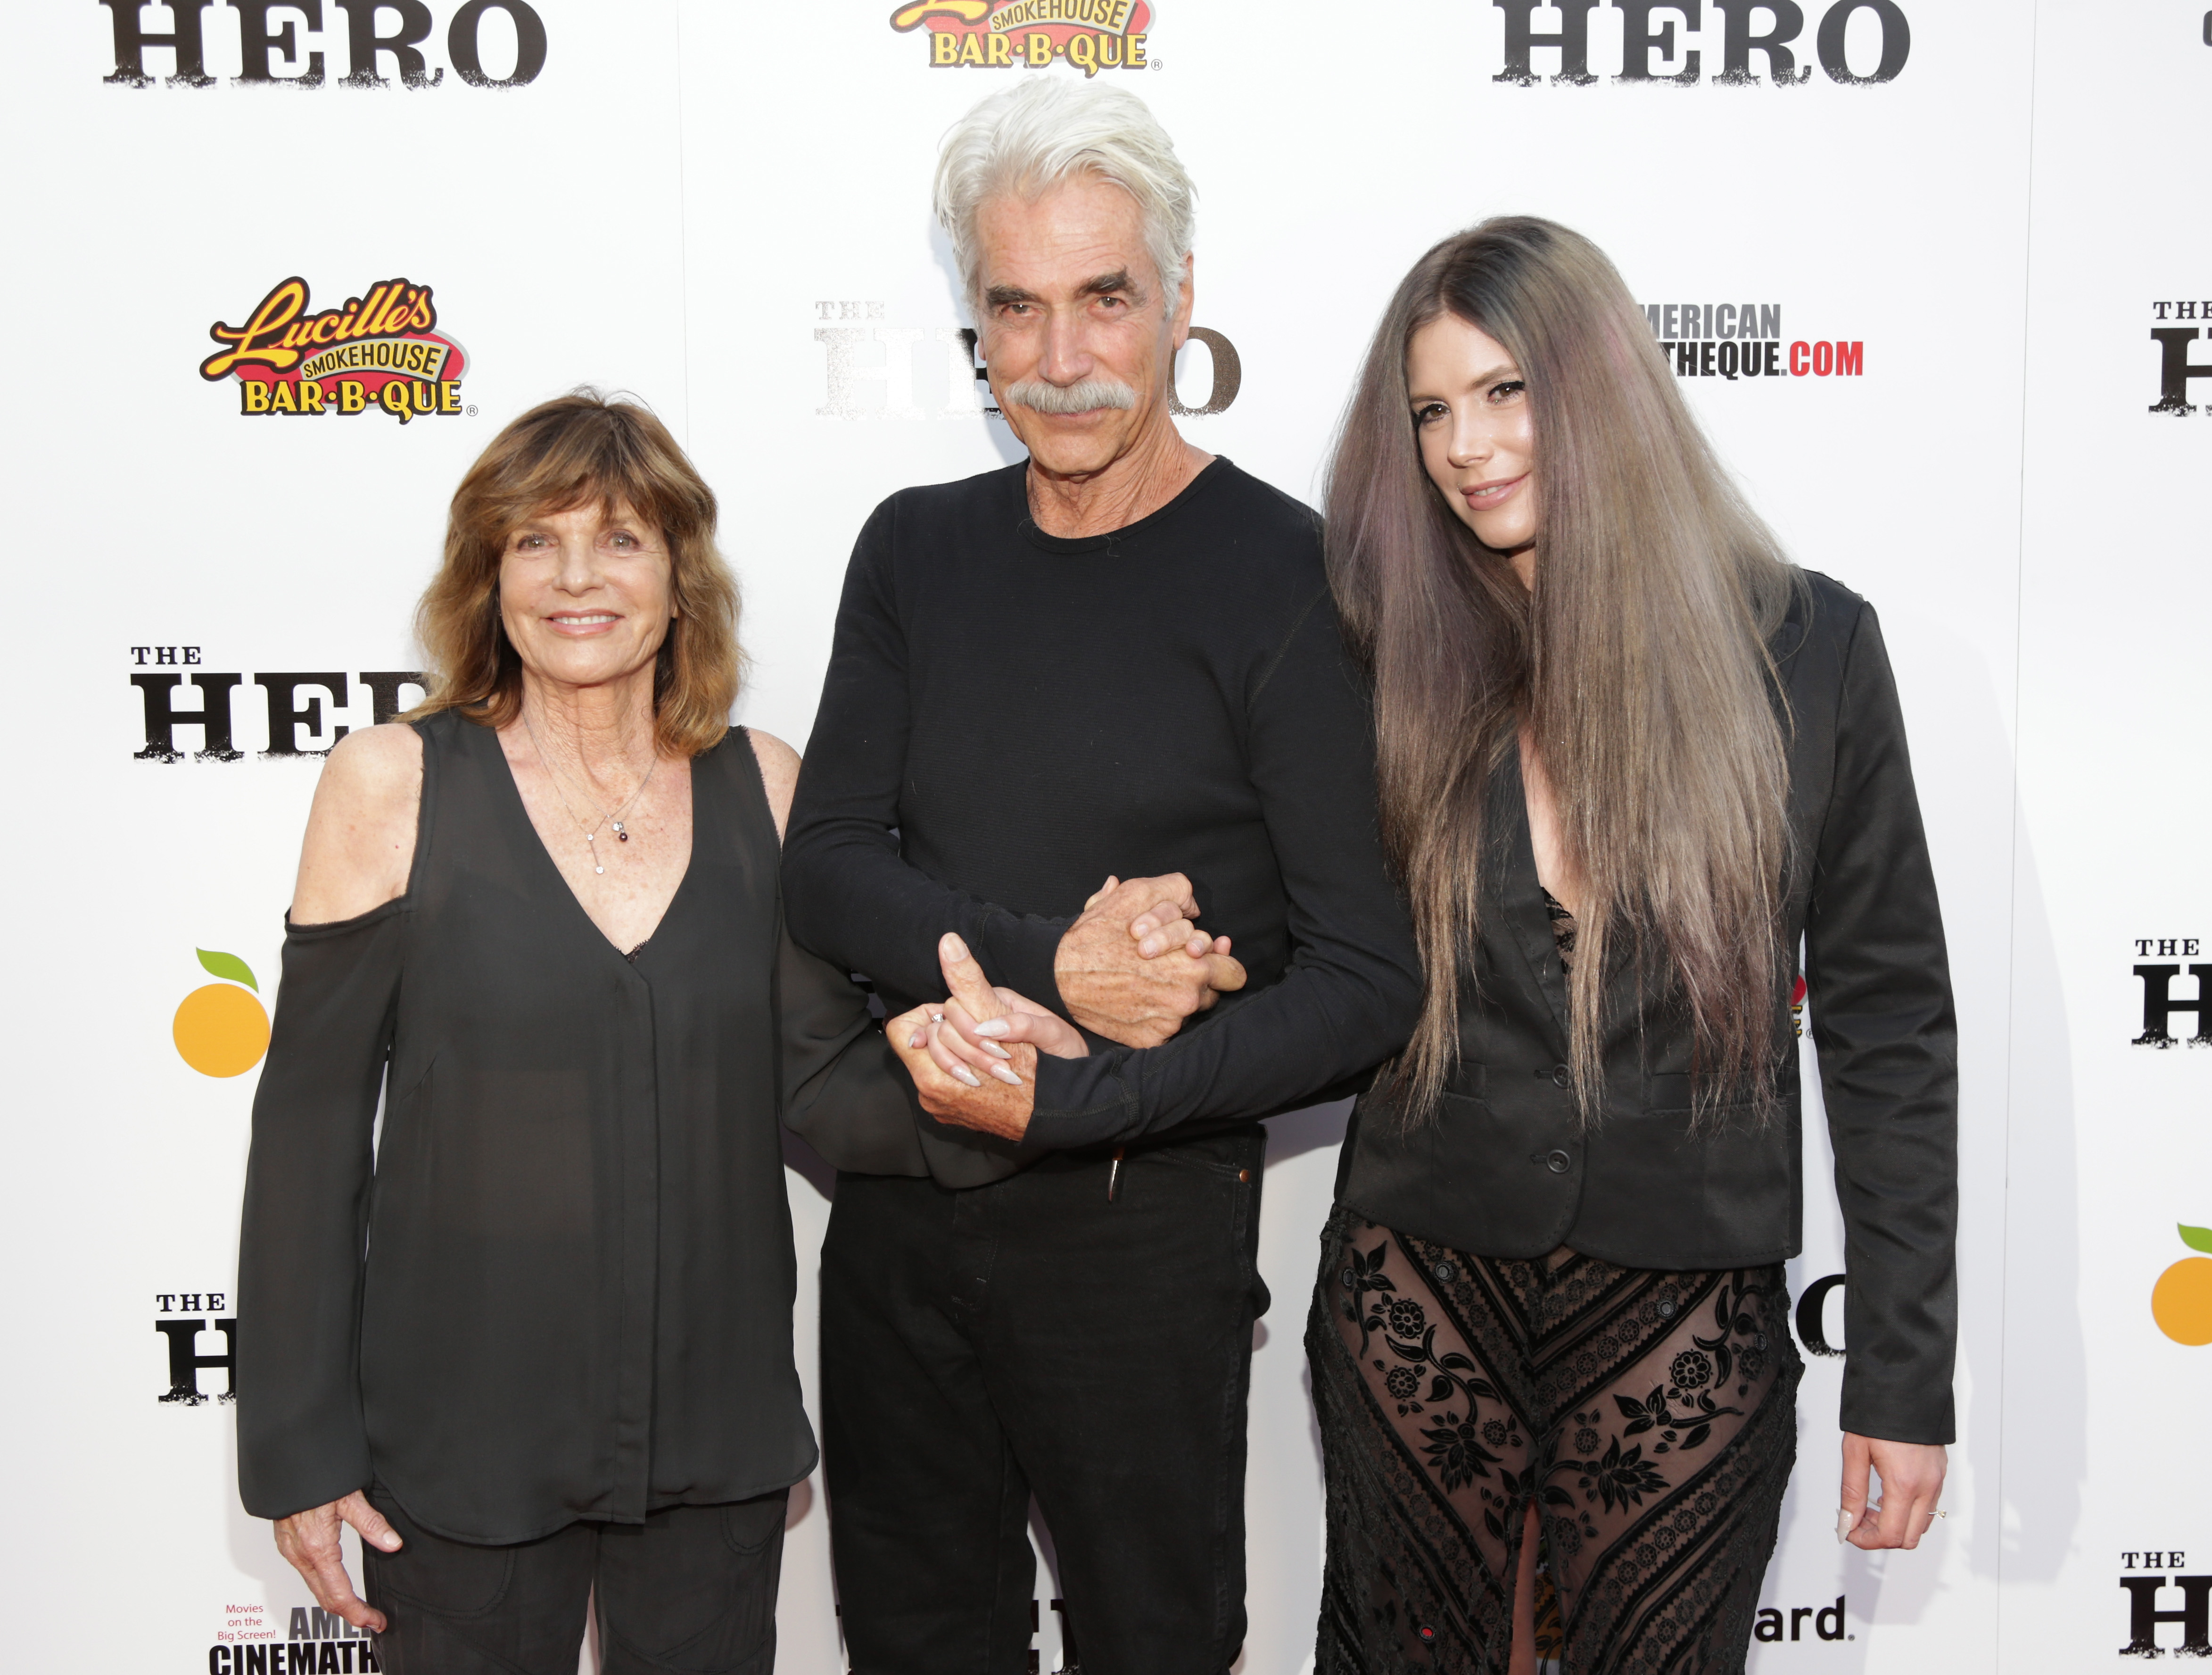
[
  {"xmin": 1326, "ymin": 217, "xmax": 1801, "ymax": 1119},
  {"xmin": 410, "ymin": 390, "xmax": 743, "ymax": 758}
]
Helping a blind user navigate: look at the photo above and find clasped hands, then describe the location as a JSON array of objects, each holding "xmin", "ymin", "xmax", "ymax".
[{"xmin": 887, "ymin": 873, "xmax": 1245, "ymax": 1143}]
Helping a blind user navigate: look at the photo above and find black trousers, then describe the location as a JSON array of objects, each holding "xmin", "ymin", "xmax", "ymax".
[
  {"xmin": 821, "ymin": 1128, "xmax": 1270, "ymax": 1675},
  {"xmin": 361, "ymin": 1484, "xmax": 788, "ymax": 1675}
]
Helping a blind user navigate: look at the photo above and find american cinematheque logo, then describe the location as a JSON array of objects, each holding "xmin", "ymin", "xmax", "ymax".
[
  {"xmin": 889, "ymin": 0, "xmax": 1155, "ymax": 74},
  {"xmin": 200, "ymin": 277, "xmax": 470, "ymax": 423},
  {"xmin": 1637, "ymin": 300, "xmax": 1865, "ymax": 382},
  {"xmin": 210, "ymin": 1604, "xmax": 384, "ymax": 1674}
]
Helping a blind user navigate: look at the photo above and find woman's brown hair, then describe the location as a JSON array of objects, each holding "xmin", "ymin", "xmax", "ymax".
[
  {"xmin": 1326, "ymin": 217, "xmax": 1802, "ymax": 1120},
  {"xmin": 409, "ymin": 390, "xmax": 743, "ymax": 757}
]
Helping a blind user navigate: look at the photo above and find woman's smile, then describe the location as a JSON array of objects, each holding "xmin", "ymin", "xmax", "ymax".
[
  {"xmin": 545, "ymin": 610, "xmax": 622, "ymax": 635},
  {"xmin": 1461, "ymin": 472, "xmax": 1528, "ymax": 509}
]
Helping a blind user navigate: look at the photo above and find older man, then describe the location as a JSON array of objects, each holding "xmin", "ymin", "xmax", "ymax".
[{"xmin": 781, "ymin": 79, "xmax": 1421, "ymax": 1675}]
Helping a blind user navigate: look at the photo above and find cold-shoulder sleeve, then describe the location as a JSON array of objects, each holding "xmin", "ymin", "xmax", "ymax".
[{"xmin": 235, "ymin": 903, "xmax": 406, "ymax": 1520}]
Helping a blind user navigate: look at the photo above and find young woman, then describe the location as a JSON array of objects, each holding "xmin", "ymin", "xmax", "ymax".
[{"xmin": 1308, "ymin": 218, "xmax": 1956, "ymax": 1674}]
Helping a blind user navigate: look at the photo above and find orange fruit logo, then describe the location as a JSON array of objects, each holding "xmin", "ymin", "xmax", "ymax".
[
  {"xmin": 173, "ymin": 949, "xmax": 270, "ymax": 1078},
  {"xmin": 2152, "ymin": 1225, "xmax": 2212, "ymax": 1345}
]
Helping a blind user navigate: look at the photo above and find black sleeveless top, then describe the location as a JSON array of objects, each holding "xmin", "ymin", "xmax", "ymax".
[{"xmin": 237, "ymin": 711, "xmax": 872, "ymax": 1543}]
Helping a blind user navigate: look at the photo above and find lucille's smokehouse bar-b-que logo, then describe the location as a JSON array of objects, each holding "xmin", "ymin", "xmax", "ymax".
[
  {"xmin": 201, "ymin": 277, "xmax": 468, "ymax": 423},
  {"xmin": 891, "ymin": 0, "xmax": 1153, "ymax": 74}
]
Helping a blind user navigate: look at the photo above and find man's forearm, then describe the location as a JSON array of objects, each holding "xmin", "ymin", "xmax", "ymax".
[
  {"xmin": 782, "ymin": 821, "xmax": 1067, "ymax": 1010},
  {"xmin": 1025, "ymin": 951, "xmax": 1419, "ymax": 1148}
]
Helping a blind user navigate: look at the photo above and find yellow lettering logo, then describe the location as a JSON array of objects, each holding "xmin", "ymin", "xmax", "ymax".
[{"xmin": 889, "ymin": 0, "xmax": 990, "ymax": 28}]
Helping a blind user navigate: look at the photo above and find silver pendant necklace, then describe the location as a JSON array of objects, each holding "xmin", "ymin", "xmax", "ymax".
[{"xmin": 521, "ymin": 712, "xmax": 659, "ymax": 876}]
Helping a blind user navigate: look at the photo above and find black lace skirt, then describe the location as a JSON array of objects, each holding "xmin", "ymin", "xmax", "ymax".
[{"xmin": 1307, "ymin": 1205, "xmax": 1801, "ymax": 1674}]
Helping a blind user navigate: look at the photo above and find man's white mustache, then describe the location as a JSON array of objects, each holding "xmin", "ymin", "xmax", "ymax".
[{"xmin": 1002, "ymin": 377, "xmax": 1139, "ymax": 415}]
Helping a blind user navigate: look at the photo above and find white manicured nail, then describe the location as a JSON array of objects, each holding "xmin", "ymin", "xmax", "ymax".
[
  {"xmin": 973, "ymin": 1018, "xmax": 1008, "ymax": 1037},
  {"xmin": 991, "ymin": 1064, "xmax": 1023, "ymax": 1086},
  {"xmin": 952, "ymin": 1065, "xmax": 982, "ymax": 1088},
  {"xmin": 980, "ymin": 1040, "xmax": 1012, "ymax": 1060}
]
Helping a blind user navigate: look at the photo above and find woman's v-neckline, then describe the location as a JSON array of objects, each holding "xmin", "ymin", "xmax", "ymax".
[
  {"xmin": 486, "ymin": 723, "xmax": 702, "ymax": 968},
  {"xmin": 1495, "ymin": 747, "xmax": 1574, "ymax": 1046}
]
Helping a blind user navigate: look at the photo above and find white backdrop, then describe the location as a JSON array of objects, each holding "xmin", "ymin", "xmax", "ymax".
[{"xmin": 1, "ymin": 1, "xmax": 2203, "ymax": 1670}]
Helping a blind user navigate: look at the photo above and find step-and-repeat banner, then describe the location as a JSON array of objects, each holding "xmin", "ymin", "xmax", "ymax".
[{"xmin": 4, "ymin": 1, "xmax": 2204, "ymax": 1669}]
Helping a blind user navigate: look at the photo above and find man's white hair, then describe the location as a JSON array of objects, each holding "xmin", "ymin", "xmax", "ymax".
[{"xmin": 934, "ymin": 77, "xmax": 1197, "ymax": 319}]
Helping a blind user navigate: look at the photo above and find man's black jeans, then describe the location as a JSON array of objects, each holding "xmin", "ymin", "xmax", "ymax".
[{"xmin": 822, "ymin": 1127, "xmax": 1270, "ymax": 1675}]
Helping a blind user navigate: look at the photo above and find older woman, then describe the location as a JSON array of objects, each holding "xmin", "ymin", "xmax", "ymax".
[
  {"xmin": 236, "ymin": 391, "xmax": 894, "ymax": 1674},
  {"xmin": 1306, "ymin": 220, "xmax": 1957, "ymax": 1673}
]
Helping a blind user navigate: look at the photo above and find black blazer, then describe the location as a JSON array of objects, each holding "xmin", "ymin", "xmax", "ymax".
[{"xmin": 1337, "ymin": 570, "xmax": 1958, "ymax": 1445}]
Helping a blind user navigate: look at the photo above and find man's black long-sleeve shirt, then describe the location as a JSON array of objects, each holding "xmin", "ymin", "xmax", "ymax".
[{"xmin": 782, "ymin": 457, "xmax": 1423, "ymax": 1154}]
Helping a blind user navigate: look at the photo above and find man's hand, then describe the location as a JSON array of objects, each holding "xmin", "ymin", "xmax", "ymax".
[
  {"xmin": 1079, "ymin": 874, "xmax": 1230, "ymax": 962},
  {"xmin": 1839, "ymin": 1433, "xmax": 1948, "ymax": 1550},
  {"xmin": 1053, "ymin": 874, "xmax": 1246, "ymax": 1048},
  {"xmin": 273, "ymin": 1491, "xmax": 403, "ymax": 1634},
  {"xmin": 888, "ymin": 934, "xmax": 1084, "ymax": 1142}
]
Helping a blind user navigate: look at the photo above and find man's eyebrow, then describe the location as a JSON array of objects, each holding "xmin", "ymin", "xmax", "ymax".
[{"xmin": 982, "ymin": 272, "xmax": 1146, "ymax": 308}]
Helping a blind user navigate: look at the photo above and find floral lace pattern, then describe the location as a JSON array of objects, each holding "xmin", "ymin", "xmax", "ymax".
[
  {"xmin": 1308, "ymin": 1207, "xmax": 1800, "ymax": 1673},
  {"xmin": 1543, "ymin": 888, "xmax": 1578, "ymax": 970}
]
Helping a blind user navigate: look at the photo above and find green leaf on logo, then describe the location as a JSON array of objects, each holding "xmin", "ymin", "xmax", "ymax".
[
  {"xmin": 196, "ymin": 948, "xmax": 258, "ymax": 992},
  {"xmin": 2180, "ymin": 1225, "xmax": 2212, "ymax": 1254}
]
